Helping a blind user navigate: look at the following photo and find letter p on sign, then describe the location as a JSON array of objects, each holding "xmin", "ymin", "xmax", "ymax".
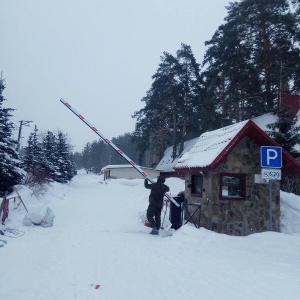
[
  {"xmin": 261, "ymin": 146, "xmax": 282, "ymax": 168},
  {"xmin": 267, "ymin": 149, "xmax": 278, "ymax": 165}
]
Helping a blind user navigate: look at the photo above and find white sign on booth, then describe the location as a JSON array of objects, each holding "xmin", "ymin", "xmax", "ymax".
[{"xmin": 261, "ymin": 168, "xmax": 282, "ymax": 180}]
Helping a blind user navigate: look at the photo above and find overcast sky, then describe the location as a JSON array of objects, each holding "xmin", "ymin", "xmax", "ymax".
[{"xmin": 1, "ymin": 0, "xmax": 232, "ymax": 152}]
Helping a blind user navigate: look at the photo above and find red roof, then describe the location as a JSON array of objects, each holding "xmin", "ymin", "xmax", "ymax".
[{"xmin": 175, "ymin": 120, "xmax": 300, "ymax": 176}]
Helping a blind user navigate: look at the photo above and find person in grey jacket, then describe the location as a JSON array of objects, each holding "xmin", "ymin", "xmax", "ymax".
[{"xmin": 144, "ymin": 176, "xmax": 170, "ymax": 235}]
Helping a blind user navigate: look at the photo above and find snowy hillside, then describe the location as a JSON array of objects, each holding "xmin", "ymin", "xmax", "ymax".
[{"xmin": 0, "ymin": 171, "xmax": 300, "ymax": 300}]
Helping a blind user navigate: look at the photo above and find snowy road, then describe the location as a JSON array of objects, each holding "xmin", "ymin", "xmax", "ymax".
[{"xmin": 1, "ymin": 172, "xmax": 300, "ymax": 300}]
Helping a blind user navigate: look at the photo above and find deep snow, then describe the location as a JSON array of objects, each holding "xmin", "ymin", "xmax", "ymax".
[{"xmin": 0, "ymin": 171, "xmax": 300, "ymax": 300}]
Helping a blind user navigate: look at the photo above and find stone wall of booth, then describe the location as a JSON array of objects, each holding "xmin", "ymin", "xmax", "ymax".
[{"xmin": 184, "ymin": 136, "xmax": 280, "ymax": 236}]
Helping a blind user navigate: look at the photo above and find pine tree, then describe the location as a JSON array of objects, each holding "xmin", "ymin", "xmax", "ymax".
[
  {"xmin": 151, "ymin": 51, "xmax": 181, "ymax": 159},
  {"xmin": 54, "ymin": 131, "xmax": 77, "ymax": 183},
  {"xmin": 23, "ymin": 128, "xmax": 76, "ymax": 183},
  {"xmin": 81, "ymin": 140, "xmax": 108, "ymax": 174},
  {"xmin": 203, "ymin": 21, "xmax": 262, "ymax": 124},
  {"xmin": 291, "ymin": 0, "xmax": 300, "ymax": 92},
  {"xmin": 72, "ymin": 151, "xmax": 83, "ymax": 170},
  {"xmin": 133, "ymin": 80, "xmax": 174, "ymax": 160},
  {"xmin": 0, "ymin": 77, "xmax": 24, "ymax": 196},
  {"xmin": 176, "ymin": 43, "xmax": 203, "ymax": 152},
  {"xmin": 81, "ymin": 142, "xmax": 93, "ymax": 173},
  {"xmin": 79, "ymin": 133, "xmax": 142, "ymax": 174},
  {"xmin": 133, "ymin": 45, "xmax": 204, "ymax": 163},
  {"xmin": 267, "ymin": 106, "xmax": 300, "ymax": 158},
  {"xmin": 108, "ymin": 133, "xmax": 141, "ymax": 166},
  {"xmin": 42, "ymin": 130, "xmax": 59, "ymax": 180},
  {"xmin": 203, "ymin": 0, "xmax": 300, "ymax": 121},
  {"xmin": 89, "ymin": 140, "xmax": 107, "ymax": 174},
  {"xmin": 23, "ymin": 125, "xmax": 50, "ymax": 184},
  {"xmin": 22, "ymin": 133, "xmax": 35, "ymax": 171}
]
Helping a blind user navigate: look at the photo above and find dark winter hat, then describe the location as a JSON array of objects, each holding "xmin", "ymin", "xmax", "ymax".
[{"xmin": 157, "ymin": 176, "xmax": 165, "ymax": 183}]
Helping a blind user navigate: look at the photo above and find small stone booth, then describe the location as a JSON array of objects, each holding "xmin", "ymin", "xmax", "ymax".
[{"xmin": 175, "ymin": 120, "xmax": 300, "ymax": 236}]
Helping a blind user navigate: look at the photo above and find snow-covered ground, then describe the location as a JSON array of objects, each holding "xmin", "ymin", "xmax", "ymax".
[{"xmin": 1, "ymin": 171, "xmax": 300, "ymax": 300}]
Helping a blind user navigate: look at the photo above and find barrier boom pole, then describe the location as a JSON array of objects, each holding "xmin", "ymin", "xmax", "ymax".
[{"xmin": 60, "ymin": 99, "xmax": 179, "ymax": 207}]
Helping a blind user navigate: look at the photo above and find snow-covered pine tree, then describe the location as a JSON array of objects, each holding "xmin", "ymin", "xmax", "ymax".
[
  {"xmin": 23, "ymin": 125, "xmax": 50, "ymax": 184},
  {"xmin": 267, "ymin": 106, "xmax": 300, "ymax": 159},
  {"xmin": 0, "ymin": 77, "xmax": 25, "ymax": 196},
  {"xmin": 176, "ymin": 43, "xmax": 203, "ymax": 153},
  {"xmin": 203, "ymin": 0, "xmax": 300, "ymax": 122},
  {"xmin": 42, "ymin": 130, "xmax": 59, "ymax": 180},
  {"xmin": 54, "ymin": 131, "xmax": 76, "ymax": 183},
  {"xmin": 72, "ymin": 151, "xmax": 83, "ymax": 170},
  {"xmin": 133, "ymin": 45, "xmax": 203, "ymax": 163},
  {"xmin": 81, "ymin": 142, "xmax": 92, "ymax": 173},
  {"xmin": 23, "ymin": 133, "xmax": 35, "ymax": 171}
]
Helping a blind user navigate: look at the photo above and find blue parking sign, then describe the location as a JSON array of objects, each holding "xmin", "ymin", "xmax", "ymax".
[{"xmin": 261, "ymin": 146, "xmax": 282, "ymax": 168}]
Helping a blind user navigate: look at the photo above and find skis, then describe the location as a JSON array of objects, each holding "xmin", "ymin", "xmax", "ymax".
[{"xmin": 60, "ymin": 99, "xmax": 179, "ymax": 207}]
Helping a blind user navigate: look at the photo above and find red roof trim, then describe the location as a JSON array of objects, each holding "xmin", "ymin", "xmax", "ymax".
[
  {"xmin": 175, "ymin": 120, "xmax": 300, "ymax": 175},
  {"xmin": 209, "ymin": 120, "xmax": 260, "ymax": 170}
]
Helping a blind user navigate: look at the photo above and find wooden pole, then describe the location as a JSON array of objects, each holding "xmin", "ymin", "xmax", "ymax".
[{"xmin": 13, "ymin": 187, "xmax": 28, "ymax": 213}]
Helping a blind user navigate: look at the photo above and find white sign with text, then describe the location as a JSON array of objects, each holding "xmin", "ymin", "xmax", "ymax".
[{"xmin": 261, "ymin": 168, "xmax": 281, "ymax": 180}]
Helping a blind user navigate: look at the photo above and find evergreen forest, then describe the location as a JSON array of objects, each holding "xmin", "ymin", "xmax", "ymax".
[
  {"xmin": 76, "ymin": 0, "xmax": 300, "ymax": 172},
  {"xmin": 131, "ymin": 0, "xmax": 300, "ymax": 166},
  {"xmin": 2, "ymin": 0, "xmax": 300, "ymax": 188},
  {"xmin": 0, "ymin": 77, "xmax": 77, "ymax": 196}
]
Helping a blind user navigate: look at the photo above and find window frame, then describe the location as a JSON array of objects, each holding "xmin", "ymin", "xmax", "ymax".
[
  {"xmin": 190, "ymin": 173, "xmax": 203, "ymax": 197},
  {"xmin": 219, "ymin": 173, "xmax": 246, "ymax": 200}
]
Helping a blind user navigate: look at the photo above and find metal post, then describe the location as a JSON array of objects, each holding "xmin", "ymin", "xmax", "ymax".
[{"xmin": 269, "ymin": 180, "xmax": 273, "ymax": 231}]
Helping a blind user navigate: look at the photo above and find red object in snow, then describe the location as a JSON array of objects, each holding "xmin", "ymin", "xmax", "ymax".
[
  {"xmin": 1, "ymin": 199, "xmax": 9, "ymax": 225},
  {"xmin": 144, "ymin": 220, "xmax": 151, "ymax": 227},
  {"xmin": 94, "ymin": 284, "xmax": 100, "ymax": 289}
]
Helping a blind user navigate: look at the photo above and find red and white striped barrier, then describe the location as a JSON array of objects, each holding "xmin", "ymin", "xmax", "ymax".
[{"xmin": 60, "ymin": 99, "xmax": 179, "ymax": 207}]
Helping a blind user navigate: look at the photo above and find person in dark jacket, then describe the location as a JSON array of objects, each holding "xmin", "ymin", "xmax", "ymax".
[{"xmin": 144, "ymin": 176, "xmax": 170, "ymax": 235}]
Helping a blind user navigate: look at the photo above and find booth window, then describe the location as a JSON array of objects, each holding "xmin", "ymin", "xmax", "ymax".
[
  {"xmin": 191, "ymin": 174, "xmax": 203, "ymax": 196},
  {"xmin": 220, "ymin": 173, "xmax": 246, "ymax": 200}
]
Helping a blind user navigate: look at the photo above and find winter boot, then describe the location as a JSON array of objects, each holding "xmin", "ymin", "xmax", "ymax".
[{"xmin": 150, "ymin": 228, "xmax": 159, "ymax": 235}]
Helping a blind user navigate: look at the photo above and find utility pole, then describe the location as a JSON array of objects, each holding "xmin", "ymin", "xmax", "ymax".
[{"xmin": 17, "ymin": 120, "xmax": 32, "ymax": 151}]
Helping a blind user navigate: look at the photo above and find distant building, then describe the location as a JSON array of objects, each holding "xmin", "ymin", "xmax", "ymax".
[{"xmin": 101, "ymin": 164, "xmax": 161, "ymax": 180}]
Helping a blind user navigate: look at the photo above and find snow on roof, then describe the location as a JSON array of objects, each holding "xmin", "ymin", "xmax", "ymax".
[
  {"xmin": 252, "ymin": 111, "xmax": 300, "ymax": 152},
  {"xmin": 155, "ymin": 138, "xmax": 198, "ymax": 172},
  {"xmin": 176, "ymin": 120, "xmax": 249, "ymax": 169},
  {"xmin": 157, "ymin": 109, "xmax": 300, "ymax": 172},
  {"xmin": 251, "ymin": 113, "xmax": 277, "ymax": 131}
]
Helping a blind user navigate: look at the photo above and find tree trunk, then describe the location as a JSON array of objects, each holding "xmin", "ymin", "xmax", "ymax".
[{"xmin": 261, "ymin": 19, "xmax": 273, "ymax": 110}]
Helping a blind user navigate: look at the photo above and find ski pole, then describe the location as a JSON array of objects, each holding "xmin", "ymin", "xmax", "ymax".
[
  {"xmin": 161, "ymin": 199, "xmax": 169, "ymax": 229},
  {"xmin": 60, "ymin": 99, "xmax": 180, "ymax": 207}
]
